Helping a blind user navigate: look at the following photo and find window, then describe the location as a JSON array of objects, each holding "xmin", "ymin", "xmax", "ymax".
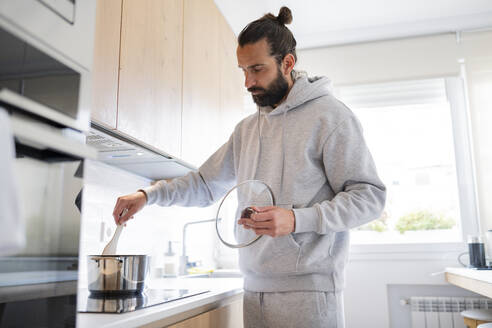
[{"xmin": 335, "ymin": 77, "xmax": 479, "ymax": 244}]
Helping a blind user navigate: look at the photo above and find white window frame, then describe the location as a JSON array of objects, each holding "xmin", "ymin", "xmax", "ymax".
[{"xmin": 347, "ymin": 75, "xmax": 480, "ymax": 257}]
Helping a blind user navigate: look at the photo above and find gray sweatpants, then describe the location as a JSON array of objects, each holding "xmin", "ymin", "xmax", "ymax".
[{"xmin": 243, "ymin": 290, "xmax": 345, "ymax": 328}]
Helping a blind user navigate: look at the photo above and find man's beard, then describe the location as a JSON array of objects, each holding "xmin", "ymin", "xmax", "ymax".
[{"xmin": 248, "ymin": 68, "xmax": 289, "ymax": 107}]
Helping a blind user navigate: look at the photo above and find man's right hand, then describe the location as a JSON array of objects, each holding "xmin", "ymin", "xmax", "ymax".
[{"xmin": 112, "ymin": 191, "xmax": 147, "ymax": 225}]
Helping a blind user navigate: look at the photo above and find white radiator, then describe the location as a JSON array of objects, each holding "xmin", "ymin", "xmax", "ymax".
[{"xmin": 408, "ymin": 297, "xmax": 492, "ymax": 328}]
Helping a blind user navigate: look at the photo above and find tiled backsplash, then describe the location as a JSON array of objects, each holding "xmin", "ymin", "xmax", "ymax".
[{"xmin": 78, "ymin": 159, "xmax": 220, "ymax": 286}]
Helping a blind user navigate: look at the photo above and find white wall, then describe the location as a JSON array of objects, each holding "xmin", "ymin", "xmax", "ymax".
[
  {"xmin": 297, "ymin": 30, "xmax": 492, "ymax": 328},
  {"xmin": 298, "ymin": 33, "xmax": 460, "ymax": 86}
]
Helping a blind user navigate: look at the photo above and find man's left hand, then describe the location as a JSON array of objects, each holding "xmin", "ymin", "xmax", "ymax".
[{"xmin": 238, "ymin": 206, "xmax": 295, "ymax": 237}]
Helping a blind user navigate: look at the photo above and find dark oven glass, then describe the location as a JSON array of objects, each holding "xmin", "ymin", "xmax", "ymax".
[{"xmin": 0, "ymin": 25, "xmax": 80, "ymax": 119}]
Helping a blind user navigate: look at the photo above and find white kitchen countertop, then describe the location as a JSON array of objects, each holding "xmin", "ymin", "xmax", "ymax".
[
  {"xmin": 445, "ymin": 267, "xmax": 492, "ymax": 299},
  {"xmin": 445, "ymin": 267, "xmax": 492, "ymax": 284},
  {"xmin": 76, "ymin": 277, "xmax": 244, "ymax": 328}
]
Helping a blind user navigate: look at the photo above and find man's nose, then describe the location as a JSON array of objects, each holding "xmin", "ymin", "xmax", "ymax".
[{"xmin": 245, "ymin": 73, "xmax": 256, "ymax": 89}]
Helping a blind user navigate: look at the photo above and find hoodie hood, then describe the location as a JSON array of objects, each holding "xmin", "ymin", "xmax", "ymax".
[{"xmin": 258, "ymin": 73, "xmax": 333, "ymax": 116}]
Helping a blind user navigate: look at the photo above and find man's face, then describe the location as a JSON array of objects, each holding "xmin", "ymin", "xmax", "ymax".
[{"xmin": 237, "ymin": 39, "xmax": 289, "ymax": 107}]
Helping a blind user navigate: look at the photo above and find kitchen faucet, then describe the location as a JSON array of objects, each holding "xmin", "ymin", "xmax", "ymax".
[{"xmin": 179, "ymin": 218, "xmax": 220, "ymax": 275}]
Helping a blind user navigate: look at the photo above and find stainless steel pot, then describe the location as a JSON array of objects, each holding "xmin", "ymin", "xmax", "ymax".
[{"xmin": 87, "ymin": 255, "xmax": 149, "ymax": 294}]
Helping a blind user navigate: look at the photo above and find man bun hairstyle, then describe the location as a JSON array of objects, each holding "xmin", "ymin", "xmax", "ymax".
[
  {"xmin": 238, "ymin": 6, "xmax": 297, "ymax": 65},
  {"xmin": 275, "ymin": 6, "xmax": 293, "ymax": 25}
]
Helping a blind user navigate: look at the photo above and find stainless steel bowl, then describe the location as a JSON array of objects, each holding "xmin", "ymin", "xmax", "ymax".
[{"xmin": 87, "ymin": 255, "xmax": 149, "ymax": 294}]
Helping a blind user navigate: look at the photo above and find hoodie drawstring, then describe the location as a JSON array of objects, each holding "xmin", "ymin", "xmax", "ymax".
[
  {"xmin": 252, "ymin": 110, "xmax": 262, "ymax": 181},
  {"xmin": 278, "ymin": 109, "xmax": 288, "ymax": 201},
  {"xmin": 253, "ymin": 108, "xmax": 288, "ymax": 206}
]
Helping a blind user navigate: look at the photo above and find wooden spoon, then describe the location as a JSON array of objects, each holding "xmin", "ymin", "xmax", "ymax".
[{"xmin": 102, "ymin": 208, "xmax": 127, "ymax": 255}]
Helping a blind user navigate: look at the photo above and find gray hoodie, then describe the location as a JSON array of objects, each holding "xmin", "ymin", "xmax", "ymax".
[{"xmin": 143, "ymin": 74, "xmax": 386, "ymax": 293}]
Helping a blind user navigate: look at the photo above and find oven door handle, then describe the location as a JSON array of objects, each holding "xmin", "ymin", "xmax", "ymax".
[{"xmin": 11, "ymin": 113, "xmax": 97, "ymax": 161}]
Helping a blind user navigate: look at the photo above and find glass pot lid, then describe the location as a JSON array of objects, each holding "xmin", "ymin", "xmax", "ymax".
[{"xmin": 215, "ymin": 180, "xmax": 275, "ymax": 248}]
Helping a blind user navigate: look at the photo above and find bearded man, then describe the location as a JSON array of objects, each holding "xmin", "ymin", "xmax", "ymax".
[{"xmin": 113, "ymin": 7, "xmax": 386, "ymax": 328}]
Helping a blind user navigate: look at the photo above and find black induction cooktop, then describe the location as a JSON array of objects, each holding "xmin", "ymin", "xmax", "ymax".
[{"xmin": 77, "ymin": 288, "xmax": 209, "ymax": 313}]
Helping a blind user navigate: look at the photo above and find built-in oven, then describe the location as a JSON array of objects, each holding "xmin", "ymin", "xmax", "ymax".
[
  {"xmin": 0, "ymin": 0, "xmax": 96, "ymax": 70},
  {"xmin": 0, "ymin": 15, "xmax": 96, "ymax": 328},
  {"xmin": 0, "ymin": 18, "xmax": 91, "ymax": 133}
]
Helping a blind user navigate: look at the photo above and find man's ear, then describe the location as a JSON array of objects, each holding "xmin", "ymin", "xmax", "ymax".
[{"xmin": 282, "ymin": 53, "xmax": 296, "ymax": 76}]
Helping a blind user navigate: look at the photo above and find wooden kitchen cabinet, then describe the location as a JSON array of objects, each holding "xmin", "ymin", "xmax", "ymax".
[
  {"xmin": 91, "ymin": 0, "xmax": 244, "ymax": 163},
  {"xmin": 168, "ymin": 298, "xmax": 243, "ymax": 328},
  {"xmin": 181, "ymin": 0, "xmax": 245, "ymax": 167},
  {"xmin": 181, "ymin": 0, "xmax": 221, "ymax": 166},
  {"xmin": 91, "ymin": 0, "xmax": 122, "ymax": 129},
  {"xmin": 217, "ymin": 12, "xmax": 247, "ymax": 144},
  {"xmin": 117, "ymin": 0, "xmax": 183, "ymax": 158}
]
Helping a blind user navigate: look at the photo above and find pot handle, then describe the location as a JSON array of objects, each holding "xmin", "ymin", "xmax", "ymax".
[{"xmin": 89, "ymin": 256, "xmax": 124, "ymax": 262}]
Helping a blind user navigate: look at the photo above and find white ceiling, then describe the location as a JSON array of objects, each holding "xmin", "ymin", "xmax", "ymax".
[{"xmin": 214, "ymin": 0, "xmax": 492, "ymax": 49}]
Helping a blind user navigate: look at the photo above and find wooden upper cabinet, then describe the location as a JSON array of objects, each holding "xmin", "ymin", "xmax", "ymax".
[
  {"xmin": 90, "ymin": 0, "xmax": 244, "ymax": 165},
  {"xmin": 117, "ymin": 0, "xmax": 183, "ymax": 157},
  {"xmin": 181, "ymin": 0, "xmax": 222, "ymax": 167},
  {"xmin": 91, "ymin": 0, "xmax": 122, "ymax": 129},
  {"xmin": 218, "ymin": 13, "xmax": 246, "ymax": 143}
]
